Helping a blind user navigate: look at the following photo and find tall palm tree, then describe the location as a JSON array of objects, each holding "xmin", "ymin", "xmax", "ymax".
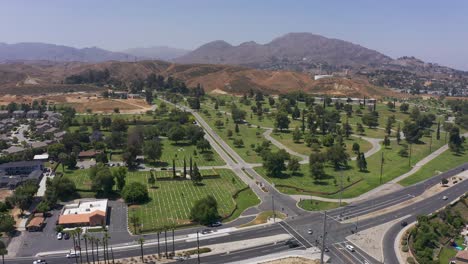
[
  {"xmin": 103, "ymin": 231, "xmax": 111, "ymax": 263},
  {"xmin": 75, "ymin": 227, "xmax": 83, "ymax": 263},
  {"xmin": 70, "ymin": 230, "xmax": 78, "ymax": 264},
  {"xmin": 89, "ymin": 236, "xmax": 95, "ymax": 264},
  {"xmin": 156, "ymin": 228, "xmax": 161, "ymax": 257},
  {"xmin": 82, "ymin": 233, "xmax": 90, "ymax": 264},
  {"xmin": 137, "ymin": 237, "xmax": 145, "ymax": 261},
  {"xmin": 110, "ymin": 247, "xmax": 115, "ymax": 264},
  {"xmin": 95, "ymin": 238, "xmax": 100, "ymax": 263},
  {"xmin": 170, "ymin": 223, "xmax": 176, "ymax": 257}
]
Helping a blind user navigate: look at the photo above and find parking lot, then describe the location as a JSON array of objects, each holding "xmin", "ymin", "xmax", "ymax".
[{"xmin": 17, "ymin": 200, "xmax": 131, "ymax": 257}]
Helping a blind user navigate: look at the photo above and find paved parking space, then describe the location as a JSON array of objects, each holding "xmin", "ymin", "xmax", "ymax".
[{"xmin": 16, "ymin": 200, "xmax": 132, "ymax": 256}]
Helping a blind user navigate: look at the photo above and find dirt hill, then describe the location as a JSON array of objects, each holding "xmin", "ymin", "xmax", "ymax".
[{"xmin": 0, "ymin": 60, "xmax": 397, "ymax": 98}]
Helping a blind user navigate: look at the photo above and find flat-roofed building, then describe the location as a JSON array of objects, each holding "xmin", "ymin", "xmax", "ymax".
[{"xmin": 58, "ymin": 199, "xmax": 108, "ymax": 227}]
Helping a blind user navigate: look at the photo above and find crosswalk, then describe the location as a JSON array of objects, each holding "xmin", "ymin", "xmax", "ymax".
[{"xmin": 325, "ymin": 194, "xmax": 415, "ymax": 222}]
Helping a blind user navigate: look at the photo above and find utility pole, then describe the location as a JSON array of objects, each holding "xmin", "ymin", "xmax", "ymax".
[
  {"xmin": 320, "ymin": 211, "xmax": 328, "ymax": 264},
  {"xmin": 272, "ymin": 195, "xmax": 276, "ymax": 223},
  {"xmin": 197, "ymin": 231, "xmax": 201, "ymax": 264},
  {"xmin": 380, "ymin": 152, "xmax": 384, "ymax": 185}
]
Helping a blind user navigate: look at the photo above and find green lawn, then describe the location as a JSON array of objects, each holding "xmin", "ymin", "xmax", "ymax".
[
  {"xmin": 439, "ymin": 247, "xmax": 457, "ymax": 264},
  {"xmin": 199, "ymin": 110, "xmax": 279, "ymax": 163},
  {"xmin": 126, "ymin": 169, "xmax": 259, "ymax": 232},
  {"xmin": 399, "ymin": 142, "xmax": 468, "ymax": 186},
  {"xmin": 63, "ymin": 168, "xmax": 259, "ymax": 232},
  {"xmin": 270, "ymin": 131, "xmax": 373, "ymax": 159},
  {"xmin": 149, "ymin": 139, "xmax": 225, "ymax": 167},
  {"xmin": 255, "ymin": 132, "xmax": 448, "ymax": 198},
  {"xmin": 298, "ymin": 199, "xmax": 346, "ymax": 211}
]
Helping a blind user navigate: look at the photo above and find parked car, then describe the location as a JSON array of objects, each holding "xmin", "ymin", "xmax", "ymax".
[
  {"xmin": 442, "ymin": 196, "xmax": 448, "ymax": 200},
  {"xmin": 284, "ymin": 239, "xmax": 295, "ymax": 245},
  {"xmin": 324, "ymin": 247, "xmax": 329, "ymax": 252},
  {"xmin": 210, "ymin": 221, "xmax": 222, "ymax": 227},
  {"xmin": 308, "ymin": 229, "xmax": 313, "ymax": 234},
  {"xmin": 63, "ymin": 232, "xmax": 70, "ymax": 240},
  {"xmin": 345, "ymin": 245, "xmax": 355, "ymax": 252},
  {"xmin": 56, "ymin": 232, "xmax": 63, "ymax": 240},
  {"xmin": 33, "ymin": 260, "xmax": 47, "ymax": 264},
  {"xmin": 66, "ymin": 252, "xmax": 80, "ymax": 258},
  {"xmin": 401, "ymin": 221, "xmax": 408, "ymax": 227}
]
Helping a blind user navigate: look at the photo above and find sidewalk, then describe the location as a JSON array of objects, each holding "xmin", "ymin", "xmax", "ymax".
[{"xmin": 229, "ymin": 248, "xmax": 327, "ymax": 264}]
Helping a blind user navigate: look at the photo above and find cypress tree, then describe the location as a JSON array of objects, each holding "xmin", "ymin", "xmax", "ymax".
[
  {"xmin": 436, "ymin": 121, "xmax": 440, "ymax": 140},
  {"xmin": 172, "ymin": 159, "xmax": 176, "ymax": 178}
]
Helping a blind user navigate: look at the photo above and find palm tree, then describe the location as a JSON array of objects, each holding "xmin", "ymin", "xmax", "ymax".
[
  {"xmin": 75, "ymin": 227, "xmax": 83, "ymax": 263},
  {"xmin": 0, "ymin": 241, "xmax": 8, "ymax": 264},
  {"xmin": 103, "ymin": 231, "xmax": 111, "ymax": 263},
  {"xmin": 137, "ymin": 237, "xmax": 145, "ymax": 261},
  {"xmin": 156, "ymin": 228, "xmax": 161, "ymax": 257},
  {"xmin": 89, "ymin": 236, "xmax": 96, "ymax": 264},
  {"xmin": 170, "ymin": 223, "xmax": 176, "ymax": 257},
  {"xmin": 95, "ymin": 238, "xmax": 100, "ymax": 263},
  {"xmin": 82, "ymin": 233, "xmax": 90, "ymax": 264},
  {"xmin": 70, "ymin": 230, "xmax": 78, "ymax": 264}
]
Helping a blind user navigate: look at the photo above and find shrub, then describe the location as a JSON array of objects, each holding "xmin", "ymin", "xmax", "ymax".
[
  {"xmin": 402, "ymin": 245, "xmax": 408, "ymax": 252},
  {"xmin": 122, "ymin": 182, "xmax": 149, "ymax": 204}
]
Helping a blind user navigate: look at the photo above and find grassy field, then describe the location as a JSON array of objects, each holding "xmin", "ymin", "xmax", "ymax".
[
  {"xmin": 199, "ymin": 110, "xmax": 280, "ymax": 163},
  {"xmin": 63, "ymin": 168, "xmax": 259, "ymax": 232},
  {"xmin": 298, "ymin": 199, "xmax": 345, "ymax": 211},
  {"xmin": 127, "ymin": 169, "xmax": 258, "ymax": 232},
  {"xmin": 150, "ymin": 139, "xmax": 225, "ymax": 167},
  {"xmin": 399, "ymin": 142, "xmax": 468, "ymax": 186},
  {"xmin": 270, "ymin": 131, "xmax": 373, "ymax": 159},
  {"xmin": 255, "ymin": 132, "xmax": 448, "ymax": 198}
]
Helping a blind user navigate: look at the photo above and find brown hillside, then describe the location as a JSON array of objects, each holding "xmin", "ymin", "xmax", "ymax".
[{"xmin": 0, "ymin": 61, "xmax": 397, "ymax": 98}]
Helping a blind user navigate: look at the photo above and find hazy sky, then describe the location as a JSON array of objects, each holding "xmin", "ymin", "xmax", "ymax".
[{"xmin": 1, "ymin": 0, "xmax": 467, "ymax": 70}]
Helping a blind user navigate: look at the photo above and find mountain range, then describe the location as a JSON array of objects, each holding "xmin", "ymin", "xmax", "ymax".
[
  {"xmin": 122, "ymin": 46, "xmax": 190, "ymax": 60},
  {"xmin": 175, "ymin": 32, "xmax": 392, "ymax": 71},
  {"xmin": 0, "ymin": 42, "xmax": 136, "ymax": 63},
  {"xmin": 0, "ymin": 33, "xmax": 466, "ymax": 97}
]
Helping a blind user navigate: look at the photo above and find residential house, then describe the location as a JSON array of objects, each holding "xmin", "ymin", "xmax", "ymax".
[
  {"xmin": 0, "ymin": 165, "xmax": 43, "ymax": 189},
  {"xmin": 0, "ymin": 110, "xmax": 9, "ymax": 119},
  {"xmin": 0, "ymin": 161, "xmax": 44, "ymax": 175},
  {"xmin": 12, "ymin": 110, "xmax": 25, "ymax": 119},
  {"xmin": 2, "ymin": 146, "xmax": 25, "ymax": 155},
  {"xmin": 26, "ymin": 214, "xmax": 45, "ymax": 232},
  {"xmin": 36, "ymin": 123, "xmax": 53, "ymax": 134},
  {"xmin": 455, "ymin": 250, "xmax": 468, "ymax": 264},
  {"xmin": 26, "ymin": 110, "xmax": 40, "ymax": 119},
  {"xmin": 78, "ymin": 150, "xmax": 102, "ymax": 160}
]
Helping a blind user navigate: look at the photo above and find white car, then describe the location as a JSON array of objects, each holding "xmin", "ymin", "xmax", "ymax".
[
  {"xmin": 442, "ymin": 196, "xmax": 448, "ymax": 200},
  {"xmin": 66, "ymin": 252, "xmax": 80, "ymax": 258},
  {"xmin": 56, "ymin": 232, "xmax": 63, "ymax": 240},
  {"xmin": 345, "ymin": 245, "xmax": 355, "ymax": 252},
  {"xmin": 33, "ymin": 260, "xmax": 47, "ymax": 264},
  {"xmin": 308, "ymin": 229, "xmax": 313, "ymax": 234}
]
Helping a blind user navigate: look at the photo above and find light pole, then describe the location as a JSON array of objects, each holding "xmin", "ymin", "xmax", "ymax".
[
  {"xmin": 271, "ymin": 195, "xmax": 276, "ymax": 222},
  {"xmin": 320, "ymin": 211, "xmax": 328, "ymax": 264},
  {"xmin": 380, "ymin": 152, "xmax": 384, "ymax": 185},
  {"xmin": 196, "ymin": 231, "xmax": 200, "ymax": 264}
]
